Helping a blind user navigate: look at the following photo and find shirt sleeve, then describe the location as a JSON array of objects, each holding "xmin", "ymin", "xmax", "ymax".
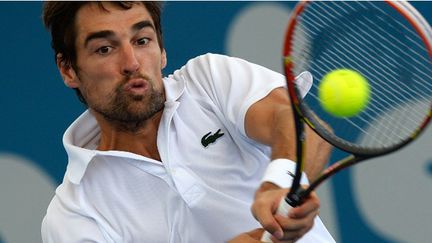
[
  {"xmin": 41, "ymin": 191, "xmax": 113, "ymax": 243},
  {"xmin": 171, "ymin": 53, "xmax": 286, "ymax": 136}
]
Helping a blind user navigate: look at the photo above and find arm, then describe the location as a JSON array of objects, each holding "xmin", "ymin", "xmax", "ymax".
[
  {"xmin": 245, "ymin": 87, "xmax": 331, "ymax": 180},
  {"xmin": 245, "ymin": 87, "xmax": 328, "ymax": 241},
  {"xmin": 303, "ymin": 124, "xmax": 332, "ymax": 181},
  {"xmin": 245, "ymin": 87, "xmax": 296, "ymax": 161}
]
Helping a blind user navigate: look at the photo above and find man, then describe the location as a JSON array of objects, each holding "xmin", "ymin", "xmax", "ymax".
[{"xmin": 42, "ymin": 2, "xmax": 334, "ymax": 242}]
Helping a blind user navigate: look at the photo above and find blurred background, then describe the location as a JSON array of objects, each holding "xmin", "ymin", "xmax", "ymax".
[{"xmin": 0, "ymin": 2, "xmax": 431, "ymax": 242}]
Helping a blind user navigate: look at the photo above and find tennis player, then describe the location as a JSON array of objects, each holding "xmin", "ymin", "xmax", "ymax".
[{"xmin": 41, "ymin": 2, "xmax": 335, "ymax": 242}]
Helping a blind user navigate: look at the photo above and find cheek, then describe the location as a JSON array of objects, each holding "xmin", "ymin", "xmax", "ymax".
[
  {"xmin": 139, "ymin": 49, "xmax": 164, "ymax": 71},
  {"xmin": 78, "ymin": 69, "xmax": 118, "ymax": 100}
]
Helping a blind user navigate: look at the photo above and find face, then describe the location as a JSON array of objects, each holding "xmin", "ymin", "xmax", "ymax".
[{"xmin": 59, "ymin": 3, "xmax": 167, "ymax": 128}]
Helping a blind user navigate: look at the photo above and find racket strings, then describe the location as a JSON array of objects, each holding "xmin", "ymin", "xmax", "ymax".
[
  {"xmin": 290, "ymin": 1, "xmax": 432, "ymax": 151},
  {"xmin": 294, "ymin": 28, "xmax": 428, "ymax": 137},
  {"xmin": 299, "ymin": 1, "xmax": 431, "ymax": 86},
  {"xmin": 359, "ymin": 16, "xmax": 431, "ymax": 89},
  {"xmin": 293, "ymin": 42, "xmax": 427, "ymax": 145},
  {"xmin": 329, "ymin": 1, "xmax": 430, "ymax": 71},
  {"xmin": 307, "ymin": 2, "xmax": 430, "ymax": 100},
  {"xmin": 364, "ymin": 99, "xmax": 429, "ymax": 148},
  {"xmin": 298, "ymin": 7, "xmax": 430, "ymax": 105},
  {"xmin": 304, "ymin": 3, "xmax": 431, "ymax": 89},
  {"xmin": 304, "ymin": 88, "xmax": 418, "ymax": 147},
  {"xmin": 368, "ymin": 2, "xmax": 431, "ymax": 65}
]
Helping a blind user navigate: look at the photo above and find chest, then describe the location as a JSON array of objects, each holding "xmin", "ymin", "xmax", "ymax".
[
  {"xmin": 82, "ymin": 157, "xmax": 260, "ymax": 243},
  {"xmin": 159, "ymin": 90, "xmax": 268, "ymax": 194}
]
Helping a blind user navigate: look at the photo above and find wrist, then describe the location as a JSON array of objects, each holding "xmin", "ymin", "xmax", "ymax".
[{"xmin": 261, "ymin": 158, "xmax": 309, "ymax": 188}]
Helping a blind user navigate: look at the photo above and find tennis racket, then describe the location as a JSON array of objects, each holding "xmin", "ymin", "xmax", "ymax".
[{"xmin": 262, "ymin": 1, "xmax": 431, "ymax": 242}]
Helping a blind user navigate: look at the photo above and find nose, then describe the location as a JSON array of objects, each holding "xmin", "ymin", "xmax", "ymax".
[{"xmin": 121, "ymin": 44, "xmax": 140, "ymax": 76}]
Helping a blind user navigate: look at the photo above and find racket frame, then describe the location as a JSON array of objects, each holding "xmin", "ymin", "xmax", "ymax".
[{"xmin": 283, "ymin": 0, "xmax": 432, "ymax": 206}]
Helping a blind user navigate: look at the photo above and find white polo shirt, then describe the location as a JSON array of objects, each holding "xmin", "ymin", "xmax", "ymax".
[{"xmin": 42, "ymin": 54, "xmax": 334, "ymax": 243}]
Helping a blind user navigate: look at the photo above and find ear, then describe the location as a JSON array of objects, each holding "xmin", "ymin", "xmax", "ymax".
[
  {"xmin": 161, "ymin": 49, "xmax": 167, "ymax": 69},
  {"xmin": 56, "ymin": 54, "xmax": 80, "ymax": 88}
]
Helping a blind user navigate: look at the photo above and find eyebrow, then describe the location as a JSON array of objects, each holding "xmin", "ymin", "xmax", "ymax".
[
  {"xmin": 131, "ymin": 20, "xmax": 155, "ymax": 32},
  {"xmin": 84, "ymin": 20, "xmax": 155, "ymax": 47},
  {"xmin": 84, "ymin": 30, "xmax": 114, "ymax": 47}
]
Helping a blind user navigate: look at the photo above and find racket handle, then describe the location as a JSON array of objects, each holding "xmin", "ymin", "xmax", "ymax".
[{"xmin": 260, "ymin": 198, "xmax": 293, "ymax": 242}]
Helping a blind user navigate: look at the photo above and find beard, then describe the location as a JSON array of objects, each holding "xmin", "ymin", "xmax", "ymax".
[{"xmin": 90, "ymin": 77, "xmax": 165, "ymax": 132}]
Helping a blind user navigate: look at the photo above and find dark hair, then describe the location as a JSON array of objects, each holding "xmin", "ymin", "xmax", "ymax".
[{"xmin": 42, "ymin": 1, "xmax": 164, "ymax": 104}]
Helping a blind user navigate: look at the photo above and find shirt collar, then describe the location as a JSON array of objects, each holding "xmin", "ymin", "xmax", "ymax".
[
  {"xmin": 163, "ymin": 75, "xmax": 185, "ymax": 102},
  {"xmin": 63, "ymin": 110, "xmax": 99, "ymax": 184},
  {"xmin": 63, "ymin": 76, "xmax": 185, "ymax": 185}
]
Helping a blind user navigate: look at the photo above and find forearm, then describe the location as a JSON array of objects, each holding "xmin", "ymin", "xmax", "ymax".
[
  {"xmin": 303, "ymin": 125, "xmax": 333, "ymax": 181},
  {"xmin": 269, "ymin": 106, "xmax": 332, "ymax": 182},
  {"xmin": 269, "ymin": 106, "xmax": 297, "ymax": 161}
]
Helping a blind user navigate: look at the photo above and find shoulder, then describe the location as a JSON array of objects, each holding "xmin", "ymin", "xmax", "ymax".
[
  {"xmin": 184, "ymin": 53, "xmax": 260, "ymax": 70},
  {"xmin": 41, "ymin": 182, "xmax": 108, "ymax": 242},
  {"xmin": 187, "ymin": 53, "xmax": 236, "ymax": 64},
  {"xmin": 167, "ymin": 53, "xmax": 237, "ymax": 92},
  {"xmin": 42, "ymin": 181, "xmax": 83, "ymax": 228},
  {"xmin": 171, "ymin": 53, "xmax": 282, "ymax": 83}
]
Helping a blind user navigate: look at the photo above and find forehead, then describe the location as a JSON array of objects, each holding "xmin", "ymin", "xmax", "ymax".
[{"xmin": 75, "ymin": 3, "xmax": 153, "ymax": 40}]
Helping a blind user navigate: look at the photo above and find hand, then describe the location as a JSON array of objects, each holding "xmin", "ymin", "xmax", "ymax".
[
  {"xmin": 227, "ymin": 228, "xmax": 264, "ymax": 243},
  {"xmin": 251, "ymin": 182, "xmax": 320, "ymax": 242}
]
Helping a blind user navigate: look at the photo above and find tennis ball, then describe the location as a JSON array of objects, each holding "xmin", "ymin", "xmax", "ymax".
[{"xmin": 318, "ymin": 69, "xmax": 370, "ymax": 118}]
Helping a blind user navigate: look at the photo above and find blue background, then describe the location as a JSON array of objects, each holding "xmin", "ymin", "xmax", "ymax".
[{"xmin": 0, "ymin": 2, "xmax": 431, "ymax": 242}]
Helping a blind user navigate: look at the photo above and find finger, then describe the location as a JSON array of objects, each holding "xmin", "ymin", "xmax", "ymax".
[
  {"xmin": 274, "ymin": 210, "xmax": 317, "ymax": 241},
  {"xmin": 269, "ymin": 237, "xmax": 296, "ymax": 243},
  {"xmin": 251, "ymin": 190, "xmax": 288, "ymax": 239},
  {"xmin": 248, "ymin": 228, "xmax": 264, "ymax": 239},
  {"xmin": 288, "ymin": 193, "xmax": 320, "ymax": 219},
  {"xmin": 227, "ymin": 228, "xmax": 263, "ymax": 243},
  {"xmin": 276, "ymin": 207, "xmax": 318, "ymax": 230},
  {"xmin": 253, "ymin": 203, "xmax": 284, "ymax": 240}
]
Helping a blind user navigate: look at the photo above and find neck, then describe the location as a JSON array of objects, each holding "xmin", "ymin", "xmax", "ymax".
[{"xmin": 92, "ymin": 109, "xmax": 163, "ymax": 161}]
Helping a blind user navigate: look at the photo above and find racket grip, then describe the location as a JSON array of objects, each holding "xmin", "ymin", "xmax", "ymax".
[{"xmin": 260, "ymin": 198, "xmax": 293, "ymax": 242}]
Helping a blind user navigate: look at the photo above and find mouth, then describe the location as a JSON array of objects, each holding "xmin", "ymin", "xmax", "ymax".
[{"xmin": 123, "ymin": 78, "xmax": 149, "ymax": 94}]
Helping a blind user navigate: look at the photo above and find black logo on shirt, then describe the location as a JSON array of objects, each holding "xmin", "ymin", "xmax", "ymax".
[{"xmin": 201, "ymin": 129, "xmax": 224, "ymax": 148}]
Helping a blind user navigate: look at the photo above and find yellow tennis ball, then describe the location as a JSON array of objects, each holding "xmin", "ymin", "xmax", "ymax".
[{"xmin": 318, "ymin": 69, "xmax": 370, "ymax": 118}]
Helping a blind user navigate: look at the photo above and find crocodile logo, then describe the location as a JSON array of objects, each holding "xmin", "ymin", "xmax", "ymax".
[{"xmin": 201, "ymin": 129, "xmax": 224, "ymax": 148}]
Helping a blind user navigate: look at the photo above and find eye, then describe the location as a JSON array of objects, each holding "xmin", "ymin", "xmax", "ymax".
[
  {"xmin": 136, "ymin": 37, "xmax": 150, "ymax": 46},
  {"xmin": 95, "ymin": 46, "xmax": 113, "ymax": 55}
]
